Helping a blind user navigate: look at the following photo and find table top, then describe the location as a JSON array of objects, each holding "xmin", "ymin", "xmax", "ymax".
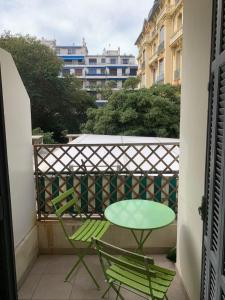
[{"xmin": 104, "ymin": 199, "xmax": 175, "ymax": 230}]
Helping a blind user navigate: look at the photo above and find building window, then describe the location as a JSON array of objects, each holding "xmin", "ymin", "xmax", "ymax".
[
  {"xmin": 152, "ymin": 68, "xmax": 156, "ymax": 83},
  {"xmin": 153, "ymin": 44, "xmax": 156, "ymax": 54},
  {"xmin": 89, "ymin": 58, "xmax": 97, "ymax": 65},
  {"xmin": 122, "ymin": 58, "xmax": 129, "ymax": 64},
  {"xmin": 143, "ymin": 49, "xmax": 146, "ymax": 61},
  {"xmin": 88, "ymin": 68, "xmax": 97, "ymax": 75},
  {"xmin": 101, "ymin": 68, "xmax": 106, "ymax": 75},
  {"xmin": 65, "ymin": 60, "xmax": 72, "ymax": 64},
  {"xmin": 56, "ymin": 48, "xmax": 60, "ymax": 54},
  {"xmin": 159, "ymin": 59, "xmax": 164, "ymax": 76},
  {"xmin": 75, "ymin": 68, "xmax": 83, "ymax": 76},
  {"xmin": 130, "ymin": 68, "xmax": 137, "ymax": 76},
  {"xmin": 122, "ymin": 68, "xmax": 126, "ymax": 75},
  {"xmin": 109, "ymin": 68, "xmax": 117, "ymax": 76},
  {"xmin": 68, "ymin": 48, "xmax": 76, "ymax": 54},
  {"xmin": 159, "ymin": 26, "xmax": 165, "ymax": 44},
  {"xmin": 62, "ymin": 69, "xmax": 70, "ymax": 76},
  {"xmin": 177, "ymin": 13, "xmax": 183, "ymax": 29},
  {"xmin": 110, "ymin": 58, "xmax": 117, "ymax": 64},
  {"xmin": 101, "ymin": 58, "xmax": 106, "ymax": 63},
  {"xmin": 176, "ymin": 50, "xmax": 181, "ymax": 70}
]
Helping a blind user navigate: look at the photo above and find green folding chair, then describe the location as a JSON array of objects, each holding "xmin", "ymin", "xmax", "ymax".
[
  {"xmin": 51, "ymin": 187, "xmax": 110, "ymax": 288},
  {"xmin": 93, "ymin": 238, "xmax": 176, "ymax": 300}
]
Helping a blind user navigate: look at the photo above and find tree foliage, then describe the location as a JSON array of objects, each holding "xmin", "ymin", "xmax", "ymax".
[
  {"xmin": 32, "ymin": 127, "xmax": 55, "ymax": 144},
  {"xmin": 82, "ymin": 84, "xmax": 180, "ymax": 138},
  {"xmin": 123, "ymin": 77, "xmax": 140, "ymax": 90},
  {"xmin": 0, "ymin": 32, "xmax": 95, "ymax": 142}
]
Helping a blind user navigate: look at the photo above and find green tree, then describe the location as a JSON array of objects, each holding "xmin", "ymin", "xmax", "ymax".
[
  {"xmin": 82, "ymin": 84, "xmax": 180, "ymax": 138},
  {"xmin": 32, "ymin": 127, "xmax": 55, "ymax": 144},
  {"xmin": 98, "ymin": 80, "xmax": 117, "ymax": 100},
  {"xmin": 0, "ymin": 32, "xmax": 95, "ymax": 142},
  {"xmin": 123, "ymin": 77, "xmax": 140, "ymax": 90}
]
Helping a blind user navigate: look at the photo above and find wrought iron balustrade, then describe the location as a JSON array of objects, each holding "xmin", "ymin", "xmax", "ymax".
[{"xmin": 34, "ymin": 142, "xmax": 179, "ymax": 220}]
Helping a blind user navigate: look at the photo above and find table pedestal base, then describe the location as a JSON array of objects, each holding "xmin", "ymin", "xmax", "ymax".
[{"xmin": 130, "ymin": 229, "xmax": 153, "ymax": 253}]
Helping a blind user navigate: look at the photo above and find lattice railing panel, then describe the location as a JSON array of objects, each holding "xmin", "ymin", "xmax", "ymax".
[{"xmin": 34, "ymin": 143, "xmax": 179, "ymax": 219}]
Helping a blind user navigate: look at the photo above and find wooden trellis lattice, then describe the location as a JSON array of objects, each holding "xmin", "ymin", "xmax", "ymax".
[{"xmin": 34, "ymin": 143, "xmax": 179, "ymax": 220}]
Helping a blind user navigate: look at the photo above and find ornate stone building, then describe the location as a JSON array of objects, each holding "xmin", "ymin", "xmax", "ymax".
[{"xmin": 135, "ymin": 0, "xmax": 183, "ymax": 88}]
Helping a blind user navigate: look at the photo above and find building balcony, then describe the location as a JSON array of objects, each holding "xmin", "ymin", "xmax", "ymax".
[
  {"xmin": 149, "ymin": 51, "xmax": 158, "ymax": 65},
  {"xmin": 16, "ymin": 139, "xmax": 189, "ymax": 299},
  {"xmin": 170, "ymin": 26, "xmax": 183, "ymax": 47}
]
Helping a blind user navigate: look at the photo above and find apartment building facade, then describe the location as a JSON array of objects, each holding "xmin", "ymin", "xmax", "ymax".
[
  {"xmin": 135, "ymin": 0, "xmax": 183, "ymax": 88},
  {"xmin": 42, "ymin": 39, "xmax": 138, "ymax": 98}
]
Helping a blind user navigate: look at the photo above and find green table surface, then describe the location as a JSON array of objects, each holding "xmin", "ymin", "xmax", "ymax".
[{"xmin": 104, "ymin": 200, "xmax": 175, "ymax": 230}]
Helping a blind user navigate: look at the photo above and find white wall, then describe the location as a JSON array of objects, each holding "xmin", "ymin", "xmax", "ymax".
[
  {"xmin": 0, "ymin": 49, "xmax": 37, "ymax": 283},
  {"xmin": 177, "ymin": 0, "xmax": 212, "ymax": 299}
]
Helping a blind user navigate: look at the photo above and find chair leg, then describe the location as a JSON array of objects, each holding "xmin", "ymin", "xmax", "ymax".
[
  {"xmin": 116, "ymin": 283, "xmax": 122, "ymax": 300},
  {"xmin": 101, "ymin": 285, "xmax": 111, "ymax": 298},
  {"xmin": 81, "ymin": 257, "xmax": 100, "ymax": 289},
  {"xmin": 65, "ymin": 254, "xmax": 100, "ymax": 289},
  {"xmin": 111, "ymin": 283, "xmax": 125, "ymax": 300},
  {"xmin": 65, "ymin": 255, "xmax": 83, "ymax": 282}
]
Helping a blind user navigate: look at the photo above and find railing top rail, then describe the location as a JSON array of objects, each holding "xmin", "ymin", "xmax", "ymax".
[{"xmin": 34, "ymin": 142, "xmax": 180, "ymax": 148}]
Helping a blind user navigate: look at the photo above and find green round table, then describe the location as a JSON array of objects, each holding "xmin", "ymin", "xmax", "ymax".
[{"xmin": 104, "ymin": 199, "xmax": 175, "ymax": 252}]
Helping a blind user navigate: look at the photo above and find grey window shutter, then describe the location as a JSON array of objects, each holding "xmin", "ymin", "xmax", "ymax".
[{"xmin": 201, "ymin": 0, "xmax": 225, "ymax": 299}]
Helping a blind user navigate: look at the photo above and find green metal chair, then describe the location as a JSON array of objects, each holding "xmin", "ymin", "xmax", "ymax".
[
  {"xmin": 51, "ymin": 187, "xmax": 110, "ymax": 288},
  {"xmin": 93, "ymin": 238, "xmax": 176, "ymax": 300}
]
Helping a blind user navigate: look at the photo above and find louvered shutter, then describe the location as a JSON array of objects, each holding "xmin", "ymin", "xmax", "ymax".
[{"xmin": 201, "ymin": 0, "xmax": 225, "ymax": 299}]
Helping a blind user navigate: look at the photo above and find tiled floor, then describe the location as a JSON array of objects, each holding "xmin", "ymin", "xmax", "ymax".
[{"xmin": 19, "ymin": 255, "xmax": 188, "ymax": 300}]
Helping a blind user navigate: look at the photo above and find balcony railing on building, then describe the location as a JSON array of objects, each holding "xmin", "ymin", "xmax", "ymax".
[
  {"xmin": 158, "ymin": 41, "xmax": 165, "ymax": 54},
  {"xmin": 34, "ymin": 142, "xmax": 179, "ymax": 220},
  {"xmin": 174, "ymin": 69, "xmax": 181, "ymax": 81}
]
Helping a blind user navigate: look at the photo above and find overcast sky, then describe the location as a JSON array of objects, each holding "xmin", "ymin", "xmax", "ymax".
[{"xmin": 0, "ymin": 0, "xmax": 154, "ymax": 56}]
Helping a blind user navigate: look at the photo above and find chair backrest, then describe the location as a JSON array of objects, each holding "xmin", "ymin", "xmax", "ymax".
[
  {"xmin": 93, "ymin": 238, "xmax": 156, "ymax": 295},
  {"xmin": 51, "ymin": 187, "xmax": 81, "ymax": 241}
]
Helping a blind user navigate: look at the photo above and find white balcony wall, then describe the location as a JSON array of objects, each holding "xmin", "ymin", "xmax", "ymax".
[
  {"xmin": 177, "ymin": 0, "xmax": 212, "ymax": 299},
  {"xmin": 0, "ymin": 49, "xmax": 37, "ymax": 285}
]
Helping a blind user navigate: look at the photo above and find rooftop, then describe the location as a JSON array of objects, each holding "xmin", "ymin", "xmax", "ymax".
[{"xmin": 70, "ymin": 134, "xmax": 179, "ymax": 145}]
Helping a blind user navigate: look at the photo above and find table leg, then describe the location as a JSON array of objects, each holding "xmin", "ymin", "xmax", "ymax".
[{"xmin": 130, "ymin": 230, "xmax": 153, "ymax": 253}]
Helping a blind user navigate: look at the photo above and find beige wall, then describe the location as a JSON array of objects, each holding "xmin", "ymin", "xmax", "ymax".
[
  {"xmin": 176, "ymin": 0, "xmax": 212, "ymax": 299},
  {"xmin": 38, "ymin": 221, "xmax": 177, "ymax": 254},
  {"xmin": 0, "ymin": 49, "xmax": 38, "ymax": 284}
]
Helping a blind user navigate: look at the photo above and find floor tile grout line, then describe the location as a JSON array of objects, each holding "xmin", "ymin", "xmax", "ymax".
[{"xmin": 30, "ymin": 256, "xmax": 57, "ymax": 300}]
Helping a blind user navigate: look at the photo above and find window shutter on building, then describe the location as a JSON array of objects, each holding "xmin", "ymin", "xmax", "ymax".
[{"xmin": 201, "ymin": 0, "xmax": 225, "ymax": 298}]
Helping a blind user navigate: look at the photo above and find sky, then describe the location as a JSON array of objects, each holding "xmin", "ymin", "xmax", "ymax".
[{"xmin": 0, "ymin": 0, "xmax": 154, "ymax": 56}]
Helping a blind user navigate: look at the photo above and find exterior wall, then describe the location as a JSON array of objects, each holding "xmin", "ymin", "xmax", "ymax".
[
  {"xmin": 38, "ymin": 221, "xmax": 177, "ymax": 254},
  {"xmin": 0, "ymin": 49, "xmax": 38, "ymax": 285},
  {"xmin": 176, "ymin": 0, "xmax": 212, "ymax": 299},
  {"xmin": 136, "ymin": 0, "xmax": 183, "ymax": 88}
]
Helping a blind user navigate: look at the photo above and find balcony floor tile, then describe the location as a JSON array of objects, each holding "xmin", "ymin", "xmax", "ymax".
[{"xmin": 19, "ymin": 254, "xmax": 189, "ymax": 300}]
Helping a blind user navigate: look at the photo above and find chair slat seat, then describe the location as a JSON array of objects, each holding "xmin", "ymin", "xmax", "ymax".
[
  {"xmin": 106, "ymin": 264, "xmax": 175, "ymax": 299},
  {"xmin": 69, "ymin": 220, "xmax": 110, "ymax": 243},
  {"xmin": 93, "ymin": 238, "xmax": 176, "ymax": 299}
]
